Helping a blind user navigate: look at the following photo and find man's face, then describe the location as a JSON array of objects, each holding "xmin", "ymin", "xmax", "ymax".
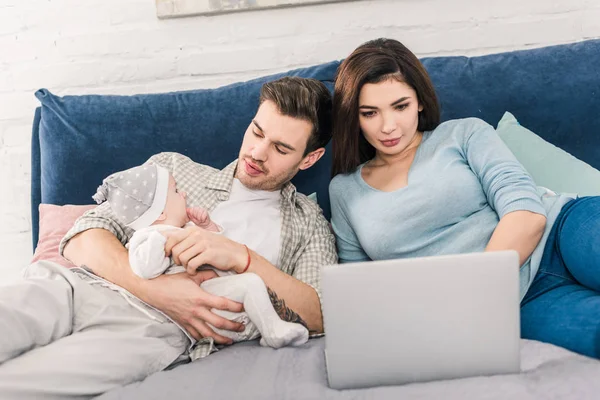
[{"xmin": 236, "ymin": 100, "xmax": 320, "ymax": 191}]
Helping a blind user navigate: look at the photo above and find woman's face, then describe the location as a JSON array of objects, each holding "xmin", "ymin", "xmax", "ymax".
[{"xmin": 358, "ymin": 78, "xmax": 423, "ymax": 158}]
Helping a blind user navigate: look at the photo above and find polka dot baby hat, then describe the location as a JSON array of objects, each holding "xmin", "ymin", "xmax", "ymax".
[{"xmin": 92, "ymin": 164, "xmax": 169, "ymax": 230}]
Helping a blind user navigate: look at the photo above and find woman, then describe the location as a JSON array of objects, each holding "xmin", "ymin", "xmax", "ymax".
[{"xmin": 329, "ymin": 38, "xmax": 600, "ymax": 359}]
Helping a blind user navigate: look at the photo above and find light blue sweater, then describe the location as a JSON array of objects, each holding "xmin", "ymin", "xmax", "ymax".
[{"xmin": 329, "ymin": 118, "xmax": 574, "ymax": 300}]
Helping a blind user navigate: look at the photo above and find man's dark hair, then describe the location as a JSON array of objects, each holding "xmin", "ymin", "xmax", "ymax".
[{"xmin": 260, "ymin": 77, "xmax": 333, "ymax": 155}]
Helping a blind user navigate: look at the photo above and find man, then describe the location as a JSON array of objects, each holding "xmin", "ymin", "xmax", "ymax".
[{"xmin": 0, "ymin": 77, "xmax": 337, "ymax": 399}]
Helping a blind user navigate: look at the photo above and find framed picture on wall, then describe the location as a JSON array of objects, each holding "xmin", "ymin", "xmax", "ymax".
[{"xmin": 156, "ymin": 0, "xmax": 360, "ymax": 18}]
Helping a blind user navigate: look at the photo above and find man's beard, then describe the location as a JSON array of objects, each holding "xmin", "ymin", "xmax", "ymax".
[{"xmin": 236, "ymin": 157, "xmax": 299, "ymax": 191}]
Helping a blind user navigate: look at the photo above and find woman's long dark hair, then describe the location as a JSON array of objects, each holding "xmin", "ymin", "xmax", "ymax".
[{"xmin": 331, "ymin": 38, "xmax": 441, "ymax": 177}]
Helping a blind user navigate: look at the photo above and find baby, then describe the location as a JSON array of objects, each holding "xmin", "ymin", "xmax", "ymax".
[{"xmin": 92, "ymin": 163, "xmax": 308, "ymax": 348}]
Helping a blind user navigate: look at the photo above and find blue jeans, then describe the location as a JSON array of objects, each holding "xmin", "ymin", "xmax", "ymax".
[{"xmin": 521, "ymin": 196, "xmax": 600, "ymax": 359}]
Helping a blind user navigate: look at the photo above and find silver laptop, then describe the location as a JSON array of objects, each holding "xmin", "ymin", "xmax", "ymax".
[{"xmin": 322, "ymin": 251, "xmax": 521, "ymax": 390}]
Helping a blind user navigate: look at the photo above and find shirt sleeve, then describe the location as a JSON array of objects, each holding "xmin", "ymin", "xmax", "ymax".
[
  {"xmin": 59, "ymin": 201, "xmax": 133, "ymax": 257},
  {"xmin": 462, "ymin": 119, "xmax": 546, "ymax": 219},
  {"xmin": 329, "ymin": 177, "xmax": 371, "ymax": 264},
  {"xmin": 291, "ymin": 208, "xmax": 338, "ymax": 331}
]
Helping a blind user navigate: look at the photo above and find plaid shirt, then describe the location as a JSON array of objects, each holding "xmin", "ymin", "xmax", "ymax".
[{"xmin": 60, "ymin": 152, "xmax": 337, "ymax": 359}]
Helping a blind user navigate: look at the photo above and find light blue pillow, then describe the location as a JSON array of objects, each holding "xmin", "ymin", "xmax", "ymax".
[{"xmin": 496, "ymin": 112, "xmax": 600, "ymax": 196}]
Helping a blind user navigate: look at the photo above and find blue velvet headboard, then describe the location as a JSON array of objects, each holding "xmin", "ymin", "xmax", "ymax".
[{"xmin": 31, "ymin": 39, "xmax": 600, "ymax": 249}]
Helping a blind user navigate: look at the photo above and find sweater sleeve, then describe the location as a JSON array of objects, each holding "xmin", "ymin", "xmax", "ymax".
[
  {"xmin": 329, "ymin": 176, "xmax": 371, "ymax": 264},
  {"xmin": 462, "ymin": 119, "xmax": 546, "ymax": 218}
]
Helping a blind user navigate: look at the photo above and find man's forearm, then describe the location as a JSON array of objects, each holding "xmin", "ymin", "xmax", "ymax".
[
  {"xmin": 267, "ymin": 287, "xmax": 309, "ymax": 329},
  {"xmin": 63, "ymin": 229, "xmax": 148, "ymax": 298},
  {"xmin": 243, "ymin": 249, "xmax": 323, "ymax": 333}
]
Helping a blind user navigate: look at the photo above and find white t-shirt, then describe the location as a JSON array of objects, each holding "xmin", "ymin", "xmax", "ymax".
[{"xmin": 210, "ymin": 179, "xmax": 282, "ymax": 266}]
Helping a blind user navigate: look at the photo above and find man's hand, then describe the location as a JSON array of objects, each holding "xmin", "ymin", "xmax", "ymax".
[
  {"xmin": 143, "ymin": 271, "xmax": 245, "ymax": 344},
  {"xmin": 164, "ymin": 225, "xmax": 247, "ymax": 275}
]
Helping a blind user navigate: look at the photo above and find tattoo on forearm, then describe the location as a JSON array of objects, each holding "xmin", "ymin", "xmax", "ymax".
[{"xmin": 267, "ymin": 287, "xmax": 308, "ymax": 330}]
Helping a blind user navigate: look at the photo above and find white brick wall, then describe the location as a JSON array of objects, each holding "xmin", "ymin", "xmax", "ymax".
[{"xmin": 1, "ymin": 0, "xmax": 600, "ymax": 282}]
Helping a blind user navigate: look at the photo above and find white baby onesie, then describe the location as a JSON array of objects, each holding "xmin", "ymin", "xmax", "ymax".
[{"xmin": 127, "ymin": 224, "xmax": 308, "ymax": 348}]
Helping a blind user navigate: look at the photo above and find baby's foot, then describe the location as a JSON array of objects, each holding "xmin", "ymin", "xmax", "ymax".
[{"xmin": 259, "ymin": 321, "xmax": 308, "ymax": 348}]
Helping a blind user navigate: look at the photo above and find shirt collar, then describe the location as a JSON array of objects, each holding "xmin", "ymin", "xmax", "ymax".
[{"xmin": 204, "ymin": 160, "xmax": 237, "ymax": 192}]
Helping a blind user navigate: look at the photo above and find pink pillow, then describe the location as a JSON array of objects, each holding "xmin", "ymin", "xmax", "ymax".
[{"xmin": 31, "ymin": 204, "xmax": 96, "ymax": 268}]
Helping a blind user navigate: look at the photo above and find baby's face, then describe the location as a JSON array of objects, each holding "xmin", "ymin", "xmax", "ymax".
[{"xmin": 162, "ymin": 175, "xmax": 189, "ymax": 227}]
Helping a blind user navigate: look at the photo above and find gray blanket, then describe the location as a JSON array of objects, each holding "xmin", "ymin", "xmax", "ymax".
[{"xmin": 98, "ymin": 338, "xmax": 600, "ymax": 399}]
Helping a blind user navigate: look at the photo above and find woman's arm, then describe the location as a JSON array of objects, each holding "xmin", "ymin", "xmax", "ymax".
[
  {"xmin": 462, "ymin": 120, "xmax": 548, "ymax": 263},
  {"xmin": 485, "ymin": 210, "xmax": 546, "ymax": 265},
  {"xmin": 463, "ymin": 120, "xmax": 546, "ymax": 218}
]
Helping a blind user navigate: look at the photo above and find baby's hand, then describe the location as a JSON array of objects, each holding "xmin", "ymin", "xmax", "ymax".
[
  {"xmin": 194, "ymin": 268, "xmax": 219, "ymax": 281},
  {"xmin": 187, "ymin": 207, "xmax": 222, "ymax": 233}
]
